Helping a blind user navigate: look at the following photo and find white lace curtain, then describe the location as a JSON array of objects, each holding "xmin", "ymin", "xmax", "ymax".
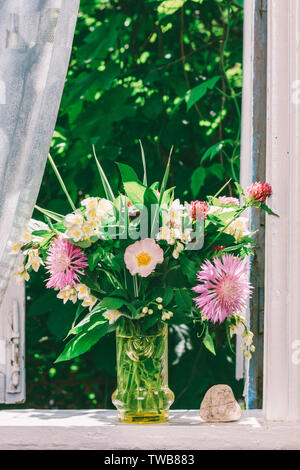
[{"xmin": 0, "ymin": 0, "xmax": 80, "ymax": 301}]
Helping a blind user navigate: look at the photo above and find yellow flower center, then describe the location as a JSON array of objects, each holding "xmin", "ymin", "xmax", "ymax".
[
  {"xmin": 137, "ymin": 252, "xmax": 151, "ymax": 266},
  {"xmin": 88, "ymin": 208, "xmax": 97, "ymax": 218}
]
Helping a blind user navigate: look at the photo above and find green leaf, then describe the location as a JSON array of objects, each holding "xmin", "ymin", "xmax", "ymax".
[
  {"xmin": 157, "ymin": 0, "xmax": 187, "ymax": 19},
  {"xmin": 72, "ymin": 239, "xmax": 92, "ymax": 248},
  {"xmin": 180, "ymin": 255, "xmax": 197, "ymax": 282},
  {"xmin": 175, "ymin": 289, "xmax": 192, "ymax": 312},
  {"xmin": 109, "ymin": 289, "xmax": 129, "ymax": 299},
  {"xmin": 152, "ymin": 286, "xmax": 174, "ymax": 306},
  {"xmin": 117, "ymin": 162, "xmax": 140, "ymax": 183},
  {"xmin": 260, "ymin": 203, "xmax": 279, "ymax": 217},
  {"xmin": 55, "ymin": 321, "xmax": 115, "ymax": 362},
  {"xmin": 203, "ymin": 331, "xmax": 216, "ymax": 355},
  {"xmin": 191, "ymin": 166, "xmax": 206, "ymax": 197},
  {"xmin": 234, "ymin": 182, "xmax": 245, "ymax": 196},
  {"xmin": 124, "ymin": 181, "xmax": 147, "ymax": 207},
  {"xmin": 143, "ymin": 186, "xmax": 159, "ymax": 209},
  {"xmin": 88, "ymin": 249, "xmax": 102, "ymax": 271},
  {"xmin": 150, "ymin": 181, "xmax": 160, "ymax": 191},
  {"xmin": 142, "ymin": 314, "xmax": 161, "ymax": 332},
  {"xmin": 100, "ymin": 297, "xmax": 125, "ymax": 310},
  {"xmin": 208, "ymin": 163, "xmax": 225, "ymax": 180},
  {"xmin": 117, "ymin": 162, "xmax": 147, "ymax": 206},
  {"xmin": 31, "ymin": 230, "xmax": 51, "ymax": 237},
  {"xmin": 201, "ymin": 140, "xmax": 233, "ymax": 163},
  {"xmin": 161, "ymin": 286, "xmax": 174, "ymax": 305},
  {"xmin": 142, "ymin": 187, "xmax": 160, "ymax": 236},
  {"xmin": 186, "ymin": 76, "xmax": 221, "ymax": 112},
  {"xmin": 161, "ymin": 186, "xmax": 175, "ymax": 207}
]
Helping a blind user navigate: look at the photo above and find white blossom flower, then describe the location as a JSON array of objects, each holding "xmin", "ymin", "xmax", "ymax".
[
  {"xmin": 8, "ymin": 241, "xmax": 22, "ymax": 256},
  {"xmin": 80, "ymin": 197, "xmax": 98, "ymax": 210},
  {"xmin": 97, "ymin": 198, "xmax": 114, "ymax": 220},
  {"xmin": 162, "ymin": 311, "xmax": 173, "ymax": 321},
  {"xmin": 229, "ymin": 324, "xmax": 238, "ymax": 337},
  {"xmin": 156, "ymin": 226, "xmax": 181, "ymax": 245},
  {"xmin": 64, "ymin": 210, "xmax": 84, "ymax": 227},
  {"xmin": 224, "ymin": 217, "xmax": 250, "ymax": 242},
  {"xmin": 81, "ymin": 223, "xmax": 95, "ymax": 239},
  {"xmin": 66, "ymin": 225, "xmax": 84, "ymax": 242},
  {"xmin": 243, "ymin": 330, "xmax": 254, "ymax": 346},
  {"xmin": 82, "ymin": 294, "xmax": 97, "ymax": 311},
  {"xmin": 25, "ymin": 250, "xmax": 43, "ymax": 272},
  {"xmin": 81, "ymin": 197, "xmax": 114, "ymax": 223},
  {"xmin": 22, "ymin": 231, "xmax": 32, "ymax": 244},
  {"xmin": 103, "ymin": 309, "xmax": 122, "ymax": 324},
  {"xmin": 57, "ymin": 285, "xmax": 78, "ymax": 304},
  {"xmin": 168, "ymin": 199, "xmax": 184, "ymax": 226},
  {"xmin": 13, "ymin": 264, "xmax": 30, "ymax": 283},
  {"xmin": 75, "ymin": 283, "xmax": 90, "ymax": 300},
  {"xmin": 180, "ymin": 228, "xmax": 193, "ymax": 244}
]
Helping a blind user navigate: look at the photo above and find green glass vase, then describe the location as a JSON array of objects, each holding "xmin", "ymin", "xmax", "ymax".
[{"xmin": 112, "ymin": 317, "xmax": 174, "ymax": 423}]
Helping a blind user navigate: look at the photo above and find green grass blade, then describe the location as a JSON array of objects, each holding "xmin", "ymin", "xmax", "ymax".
[
  {"xmin": 48, "ymin": 154, "xmax": 76, "ymax": 211},
  {"xmin": 139, "ymin": 139, "xmax": 147, "ymax": 186},
  {"xmin": 92, "ymin": 145, "xmax": 115, "ymax": 202},
  {"xmin": 150, "ymin": 145, "xmax": 174, "ymax": 238},
  {"xmin": 213, "ymin": 178, "xmax": 233, "ymax": 198},
  {"xmin": 158, "ymin": 145, "xmax": 173, "ymax": 206},
  {"xmin": 34, "ymin": 205, "xmax": 64, "ymax": 222}
]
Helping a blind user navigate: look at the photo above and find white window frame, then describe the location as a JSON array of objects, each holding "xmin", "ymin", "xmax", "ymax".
[
  {"xmin": 263, "ymin": 0, "xmax": 300, "ymax": 421},
  {"xmin": 1, "ymin": 0, "xmax": 300, "ymax": 423},
  {"xmin": 237, "ymin": 0, "xmax": 267, "ymax": 410}
]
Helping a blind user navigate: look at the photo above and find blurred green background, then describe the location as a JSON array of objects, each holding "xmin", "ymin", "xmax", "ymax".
[{"xmin": 7, "ymin": 0, "xmax": 245, "ymax": 409}]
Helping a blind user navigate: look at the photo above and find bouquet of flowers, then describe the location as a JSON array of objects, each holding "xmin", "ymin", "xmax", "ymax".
[{"xmin": 11, "ymin": 146, "xmax": 276, "ymax": 423}]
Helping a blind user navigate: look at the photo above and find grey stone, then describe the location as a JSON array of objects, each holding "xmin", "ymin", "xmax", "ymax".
[{"xmin": 200, "ymin": 384, "xmax": 242, "ymax": 422}]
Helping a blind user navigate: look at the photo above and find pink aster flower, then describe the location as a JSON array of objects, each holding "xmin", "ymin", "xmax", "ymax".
[
  {"xmin": 189, "ymin": 200, "xmax": 209, "ymax": 222},
  {"xmin": 45, "ymin": 236, "xmax": 88, "ymax": 290},
  {"xmin": 218, "ymin": 196, "xmax": 239, "ymax": 206},
  {"xmin": 124, "ymin": 238, "xmax": 164, "ymax": 277},
  {"xmin": 192, "ymin": 254, "xmax": 252, "ymax": 324},
  {"xmin": 246, "ymin": 182, "xmax": 272, "ymax": 203}
]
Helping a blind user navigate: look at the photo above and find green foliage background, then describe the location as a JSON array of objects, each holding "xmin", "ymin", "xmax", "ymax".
[{"xmin": 8, "ymin": 0, "xmax": 245, "ymax": 409}]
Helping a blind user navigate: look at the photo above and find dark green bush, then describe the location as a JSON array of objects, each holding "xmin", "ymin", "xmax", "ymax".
[{"xmin": 8, "ymin": 0, "xmax": 244, "ymax": 409}]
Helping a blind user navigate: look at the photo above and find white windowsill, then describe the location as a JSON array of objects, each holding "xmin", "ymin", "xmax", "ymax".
[{"xmin": 0, "ymin": 409, "xmax": 299, "ymax": 450}]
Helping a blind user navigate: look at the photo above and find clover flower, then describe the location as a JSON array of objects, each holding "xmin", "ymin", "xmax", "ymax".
[
  {"xmin": 246, "ymin": 182, "xmax": 272, "ymax": 203},
  {"xmin": 189, "ymin": 200, "xmax": 209, "ymax": 221}
]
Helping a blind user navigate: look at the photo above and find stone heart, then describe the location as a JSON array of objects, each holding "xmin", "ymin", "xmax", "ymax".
[{"xmin": 199, "ymin": 384, "xmax": 242, "ymax": 422}]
